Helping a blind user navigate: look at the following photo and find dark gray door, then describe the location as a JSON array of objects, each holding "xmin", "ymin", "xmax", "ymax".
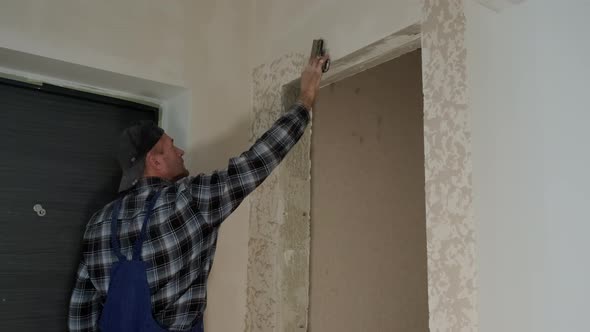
[{"xmin": 0, "ymin": 78, "xmax": 158, "ymax": 331}]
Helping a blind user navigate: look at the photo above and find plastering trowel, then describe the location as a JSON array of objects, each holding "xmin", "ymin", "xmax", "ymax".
[{"xmin": 311, "ymin": 39, "xmax": 330, "ymax": 73}]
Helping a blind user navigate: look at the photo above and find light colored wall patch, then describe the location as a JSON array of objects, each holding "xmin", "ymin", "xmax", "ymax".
[{"xmin": 422, "ymin": 0, "xmax": 478, "ymax": 330}]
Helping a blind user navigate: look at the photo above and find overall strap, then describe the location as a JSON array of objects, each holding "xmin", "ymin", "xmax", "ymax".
[
  {"xmin": 132, "ymin": 190, "xmax": 162, "ymax": 261},
  {"xmin": 109, "ymin": 198, "xmax": 126, "ymax": 262},
  {"xmin": 109, "ymin": 191, "xmax": 162, "ymax": 262}
]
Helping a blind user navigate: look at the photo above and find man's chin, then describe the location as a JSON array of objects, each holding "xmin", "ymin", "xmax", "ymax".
[{"xmin": 174, "ymin": 169, "xmax": 190, "ymax": 182}]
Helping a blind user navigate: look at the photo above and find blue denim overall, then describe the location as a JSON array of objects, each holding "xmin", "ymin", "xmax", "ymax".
[{"xmin": 99, "ymin": 191, "xmax": 204, "ymax": 332}]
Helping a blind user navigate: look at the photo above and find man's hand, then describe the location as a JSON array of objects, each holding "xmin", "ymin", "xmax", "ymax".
[{"xmin": 298, "ymin": 54, "xmax": 330, "ymax": 110}]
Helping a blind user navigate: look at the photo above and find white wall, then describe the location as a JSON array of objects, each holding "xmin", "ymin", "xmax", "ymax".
[
  {"xmin": 250, "ymin": 0, "xmax": 421, "ymax": 67},
  {"xmin": 466, "ymin": 1, "xmax": 590, "ymax": 331},
  {"xmin": 0, "ymin": 0, "xmax": 186, "ymax": 86}
]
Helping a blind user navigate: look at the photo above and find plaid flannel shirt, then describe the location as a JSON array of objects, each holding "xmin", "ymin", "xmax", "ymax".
[{"xmin": 68, "ymin": 102, "xmax": 310, "ymax": 331}]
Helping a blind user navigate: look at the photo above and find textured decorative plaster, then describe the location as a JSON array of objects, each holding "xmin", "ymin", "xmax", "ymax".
[
  {"xmin": 246, "ymin": 1, "xmax": 478, "ymax": 330},
  {"xmin": 245, "ymin": 54, "xmax": 311, "ymax": 332},
  {"xmin": 422, "ymin": 0, "xmax": 478, "ymax": 331}
]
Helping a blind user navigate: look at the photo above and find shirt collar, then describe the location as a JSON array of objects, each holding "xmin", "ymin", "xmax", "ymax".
[{"xmin": 130, "ymin": 177, "xmax": 174, "ymax": 193}]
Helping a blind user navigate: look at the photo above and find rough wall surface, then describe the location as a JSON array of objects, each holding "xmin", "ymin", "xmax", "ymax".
[
  {"xmin": 422, "ymin": 0, "xmax": 478, "ymax": 331},
  {"xmin": 246, "ymin": 1, "xmax": 479, "ymax": 330},
  {"xmin": 246, "ymin": 54, "xmax": 311, "ymax": 332}
]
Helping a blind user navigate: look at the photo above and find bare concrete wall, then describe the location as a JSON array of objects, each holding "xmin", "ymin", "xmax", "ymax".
[
  {"xmin": 246, "ymin": 53, "xmax": 311, "ymax": 332},
  {"xmin": 309, "ymin": 49, "xmax": 428, "ymax": 331}
]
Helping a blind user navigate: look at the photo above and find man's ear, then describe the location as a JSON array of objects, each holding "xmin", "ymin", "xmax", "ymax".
[{"xmin": 145, "ymin": 150, "xmax": 161, "ymax": 170}]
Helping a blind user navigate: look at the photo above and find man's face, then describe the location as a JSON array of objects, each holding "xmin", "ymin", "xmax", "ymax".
[{"xmin": 152, "ymin": 134, "xmax": 189, "ymax": 181}]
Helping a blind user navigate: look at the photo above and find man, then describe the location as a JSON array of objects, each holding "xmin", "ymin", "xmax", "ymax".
[{"xmin": 68, "ymin": 53, "xmax": 329, "ymax": 331}]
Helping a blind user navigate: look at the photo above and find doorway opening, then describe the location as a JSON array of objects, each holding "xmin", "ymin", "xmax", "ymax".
[{"xmin": 309, "ymin": 49, "xmax": 428, "ymax": 331}]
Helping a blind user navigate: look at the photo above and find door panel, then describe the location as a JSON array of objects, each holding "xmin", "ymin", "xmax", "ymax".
[{"xmin": 0, "ymin": 80, "xmax": 158, "ymax": 331}]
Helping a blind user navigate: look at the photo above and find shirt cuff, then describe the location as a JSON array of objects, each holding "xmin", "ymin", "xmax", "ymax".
[{"xmin": 292, "ymin": 101, "xmax": 311, "ymax": 123}]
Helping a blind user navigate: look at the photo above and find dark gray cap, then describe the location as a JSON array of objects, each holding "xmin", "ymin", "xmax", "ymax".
[{"xmin": 117, "ymin": 121, "xmax": 164, "ymax": 192}]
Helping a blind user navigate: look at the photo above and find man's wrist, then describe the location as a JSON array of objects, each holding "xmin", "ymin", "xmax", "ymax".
[{"xmin": 298, "ymin": 94, "xmax": 314, "ymax": 111}]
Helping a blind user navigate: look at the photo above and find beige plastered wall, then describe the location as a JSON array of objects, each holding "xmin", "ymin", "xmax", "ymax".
[
  {"xmin": 0, "ymin": 0, "xmax": 186, "ymax": 87},
  {"xmin": 182, "ymin": 1, "xmax": 254, "ymax": 331},
  {"xmin": 0, "ymin": 0, "xmax": 479, "ymax": 331},
  {"xmin": 247, "ymin": 0, "xmax": 477, "ymax": 331}
]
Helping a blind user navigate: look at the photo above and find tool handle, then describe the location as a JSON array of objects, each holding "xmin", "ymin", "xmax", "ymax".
[{"xmin": 311, "ymin": 39, "xmax": 330, "ymax": 73}]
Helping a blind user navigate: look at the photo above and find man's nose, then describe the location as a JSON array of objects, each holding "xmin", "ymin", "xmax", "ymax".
[{"xmin": 178, "ymin": 148, "xmax": 185, "ymax": 157}]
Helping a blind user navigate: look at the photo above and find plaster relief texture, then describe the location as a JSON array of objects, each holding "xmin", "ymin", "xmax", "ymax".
[
  {"xmin": 422, "ymin": 0, "xmax": 478, "ymax": 331},
  {"xmin": 246, "ymin": 53, "xmax": 311, "ymax": 332},
  {"xmin": 246, "ymin": 1, "xmax": 479, "ymax": 330}
]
